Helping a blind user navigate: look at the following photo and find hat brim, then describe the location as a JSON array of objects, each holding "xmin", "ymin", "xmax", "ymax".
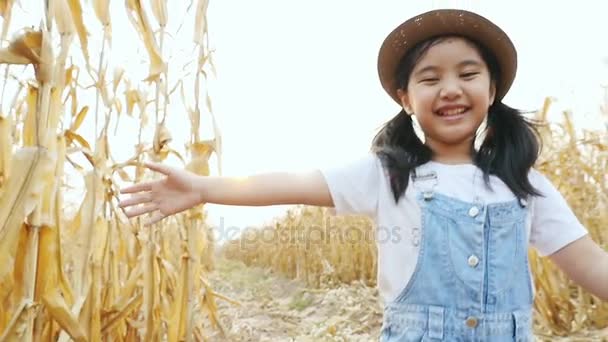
[{"xmin": 377, "ymin": 9, "xmax": 517, "ymax": 105}]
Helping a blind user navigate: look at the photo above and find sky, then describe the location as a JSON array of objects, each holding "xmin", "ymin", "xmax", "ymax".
[{"xmin": 8, "ymin": 1, "xmax": 608, "ymax": 243}]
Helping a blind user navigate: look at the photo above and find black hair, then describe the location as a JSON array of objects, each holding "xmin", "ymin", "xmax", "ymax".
[{"xmin": 371, "ymin": 36, "xmax": 544, "ymax": 203}]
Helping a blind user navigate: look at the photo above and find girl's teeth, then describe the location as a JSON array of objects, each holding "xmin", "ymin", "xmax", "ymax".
[{"xmin": 440, "ymin": 108, "xmax": 466, "ymax": 116}]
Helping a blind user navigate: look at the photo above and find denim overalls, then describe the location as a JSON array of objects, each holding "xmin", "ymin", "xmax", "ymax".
[{"xmin": 380, "ymin": 168, "xmax": 534, "ymax": 341}]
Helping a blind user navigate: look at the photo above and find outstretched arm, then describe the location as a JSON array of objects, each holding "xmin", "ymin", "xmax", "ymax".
[
  {"xmin": 118, "ymin": 162, "xmax": 334, "ymax": 225},
  {"xmin": 549, "ymin": 235, "xmax": 608, "ymax": 301}
]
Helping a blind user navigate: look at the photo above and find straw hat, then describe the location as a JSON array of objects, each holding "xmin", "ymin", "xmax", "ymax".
[{"xmin": 377, "ymin": 9, "xmax": 517, "ymax": 105}]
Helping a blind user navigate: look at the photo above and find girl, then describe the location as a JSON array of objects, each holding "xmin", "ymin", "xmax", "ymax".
[{"xmin": 118, "ymin": 8, "xmax": 608, "ymax": 341}]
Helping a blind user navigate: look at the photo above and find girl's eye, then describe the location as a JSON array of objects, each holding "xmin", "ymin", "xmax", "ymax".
[
  {"xmin": 420, "ymin": 78, "xmax": 439, "ymax": 83},
  {"xmin": 461, "ymin": 72, "xmax": 479, "ymax": 78}
]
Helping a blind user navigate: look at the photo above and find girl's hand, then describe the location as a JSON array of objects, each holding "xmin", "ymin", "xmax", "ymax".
[{"xmin": 118, "ymin": 162, "xmax": 203, "ymax": 225}]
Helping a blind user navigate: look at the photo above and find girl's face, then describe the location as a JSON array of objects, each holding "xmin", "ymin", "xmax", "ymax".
[{"xmin": 397, "ymin": 37, "xmax": 496, "ymax": 152}]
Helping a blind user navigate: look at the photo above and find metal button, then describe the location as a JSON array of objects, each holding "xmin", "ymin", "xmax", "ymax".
[
  {"xmin": 467, "ymin": 255, "xmax": 479, "ymax": 267},
  {"xmin": 468, "ymin": 206, "xmax": 479, "ymax": 217},
  {"xmin": 465, "ymin": 316, "xmax": 478, "ymax": 328}
]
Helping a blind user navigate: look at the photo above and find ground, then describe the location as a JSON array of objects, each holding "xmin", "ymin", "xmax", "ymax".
[
  {"xmin": 201, "ymin": 258, "xmax": 383, "ymax": 341},
  {"xmin": 201, "ymin": 258, "xmax": 608, "ymax": 342}
]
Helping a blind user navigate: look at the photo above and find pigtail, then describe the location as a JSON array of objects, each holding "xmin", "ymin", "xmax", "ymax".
[
  {"xmin": 371, "ymin": 110, "xmax": 433, "ymax": 203},
  {"xmin": 474, "ymin": 102, "xmax": 544, "ymax": 199}
]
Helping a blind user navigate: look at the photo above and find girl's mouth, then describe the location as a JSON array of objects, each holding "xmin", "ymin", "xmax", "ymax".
[{"xmin": 434, "ymin": 107, "xmax": 470, "ymax": 120}]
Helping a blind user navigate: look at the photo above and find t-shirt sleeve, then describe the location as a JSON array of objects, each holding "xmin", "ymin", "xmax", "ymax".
[
  {"xmin": 529, "ymin": 169, "xmax": 588, "ymax": 256},
  {"xmin": 319, "ymin": 154, "xmax": 383, "ymax": 217}
]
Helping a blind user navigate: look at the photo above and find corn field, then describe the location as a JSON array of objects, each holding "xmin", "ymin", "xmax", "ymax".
[
  {"xmin": 222, "ymin": 96, "xmax": 608, "ymax": 338},
  {"xmin": 0, "ymin": 1, "xmax": 229, "ymax": 340},
  {"xmin": 1, "ymin": 1, "xmax": 607, "ymax": 341}
]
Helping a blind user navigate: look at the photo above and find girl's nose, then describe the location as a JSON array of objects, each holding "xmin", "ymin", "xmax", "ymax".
[{"xmin": 439, "ymin": 80, "xmax": 463, "ymax": 99}]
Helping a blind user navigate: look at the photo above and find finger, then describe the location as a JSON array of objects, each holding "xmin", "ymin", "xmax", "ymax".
[
  {"xmin": 118, "ymin": 192, "xmax": 152, "ymax": 208},
  {"xmin": 123, "ymin": 203, "xmax": 157, "ymax": 218},
  {"xmin": 144, "ymin": 211, "xmax": 166, "ymax": 226},
  {"xmin": 120, "ymin": 181, "xmax": 153, "ymax": 194},
  {"xmin": 145, "ymin": 162, "xmax": 174, "ymax": 176}
]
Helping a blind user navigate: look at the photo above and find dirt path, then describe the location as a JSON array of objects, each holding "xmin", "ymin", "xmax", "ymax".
[
  {"xmin": 201, "ymin": 258, "xmax": 383, "ymax": 341},
  {"xmin": 201, "ymin": 258, "xmax": 608, "ymax": 342}
]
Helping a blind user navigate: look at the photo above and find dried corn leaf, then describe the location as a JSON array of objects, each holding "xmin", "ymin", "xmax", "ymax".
[
  {"xmin": 0, "ymin": 49, "xmax": 31, "ymax": 64},
  {"xmin": 37, "ymin": 147, "xmax": 60, "ymax": 231},
  {"xmin": 113, "ymin": 98, "xmax": 122, "ymax": 115},
  {"xmin": 186, "ymin": 141, "xmax": 212, "ymax": 181},
  {"xmin": 34, "ymin": 226, "xmax": 62, "ymax": 300},
  {"xmin": 0, "ymin": 0, "xmax": 14, "ymax": 18},
  {"xmin": 125, "ymin": 88, "xmax": 141, "ymax": 116},
  {"xmin": 93, "ymin": 133, "xmax": 110, "ymax": 165},
  {"xmin": 101, "ymin": 293, "xmax": 142, "ymax": 334},
  {"xmin": 35, "ymin": 28, "xmax": 54, "ymax": 84},
  {"xmin": 125, "ymin": 0, "xmax": 165, "ymax": 81},
  {"xmin": 97, "ymin": 65, "xmax": 113, "ymax": 108},
  {"xmin": 54, "ymin": 135, "xmax": 75, "ymax": 306},
  {"xmin": 152, "ymin": 123, "xmax": 171, "ymax": 159},
  {"xmin": 89, "ymin": 219, "xmax": 107, "ymax": 340},
  {"xmin": 41, "ymin": 291, "xmax": 86, "ymax": 342},
  {"xmin": 65, "ymin": 130, "xmax": 92, "ymax": 152},
  {"xmin": 0, "ymin": 223, "xmax": 23, "ymax": 328},
  {"xmin": 66, "ymin": 0, "xmax": 89, "ymax": 63},
  {"xmin": 22, "ymin": 86, "xmax": 38, "ymax": 147},
  {"xmin": 209, "ymin": 111, "xmax": 222, "ymax": 175},
  {"xmin": 114, "ymin": 166, "xmax": 131, "ymax": 182},
  {"xmin": 167, "ymin": 256, "xmax": 188, "ymax": 342},
  {"xmin": 113, "ymin": 67, "xmax": 124, "ymax": 92},
  {"xmin": 0, "ymin": 147, "xmax": 51, "ymax": 242},
  {"xmin": 64, "ymin": 64, "xmax": 78, "ymax": 86},
  {"xmin": 168, "ymin": 149, "xmax": 185, "ymax": 164},
  {"xmin": 0, "ymin": 0, "xmax": 14, "ymax": 43},
  {"xmin": 92, "ymin": 0, "xmax": 111, "ymax": 27},
  {"xmin": 0, "ymin": 301, "xmax": 40, "ymax": 341},
  {"xmin": 52, "ymin": 0, "xmax": 75, "ymax": 35},
  {"xmin": 193, "ymin": 0, "xmax": 209, "ymax": 45},
  {"xmin": 0, "ymin": 30, "xmax": 42, "ymax": 65},
  {"xmin": 142, "ymin": 237, "xmax": 162, "ymax": 340},
  {"xmin": 537, "ymin": 97, "xmax": 553, "ymax": 122},
  {"xmin": 70, "ymin": 106, "xmax": 89, "ymax": 131},
  {"xmin": 0, "ymin": 114, "xmax": 12, "ymax": 184},
  {"xmin": 67, "ymin": 171, "xmax": 104, "ymax": 296},
  {"xmin": 149, "ymin": 0, "xmax": 167, "ymax": 27},
  {"xmin": 115, "ymin": 263, "xmax": 142, "ymax": 307}
]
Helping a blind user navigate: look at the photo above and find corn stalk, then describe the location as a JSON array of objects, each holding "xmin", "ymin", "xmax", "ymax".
[
  {"xmin": 0, "ymin": 1, "xmax": 84, "ymax": 339},
  {"xmin": 0, "ymin": 1, "xmax": 230, "ymax": 340}
]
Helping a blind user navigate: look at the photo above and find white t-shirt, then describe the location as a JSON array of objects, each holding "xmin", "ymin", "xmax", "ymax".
[{"xmin": 320, "ymin": 153, "xmax": 588, "ymax": 303}]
